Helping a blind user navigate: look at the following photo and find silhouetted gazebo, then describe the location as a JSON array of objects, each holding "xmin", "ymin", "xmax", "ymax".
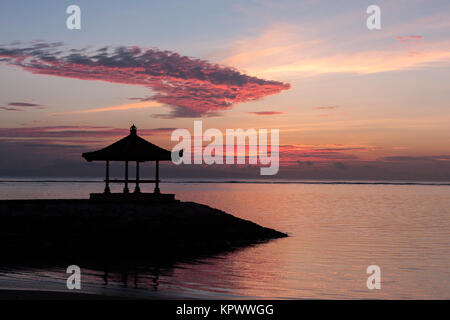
[{"xmin": 82, "ymin": 125, "xmax": 177, "ymax": 199}]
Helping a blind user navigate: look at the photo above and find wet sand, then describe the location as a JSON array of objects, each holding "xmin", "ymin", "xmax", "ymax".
[{"xmin": 0, "ymin": 289, "xmax": 123, "ymax": 300}]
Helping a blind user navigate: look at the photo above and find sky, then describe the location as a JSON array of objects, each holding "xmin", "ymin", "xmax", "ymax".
[{"xmin": 1, "ymin": 0, "xmax": 450, "ymax": 180}]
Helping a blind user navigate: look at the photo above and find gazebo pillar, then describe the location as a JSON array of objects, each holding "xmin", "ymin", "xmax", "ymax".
[
  {"xmin": 124, "ymin": 160, "xmax": 129, "ymax": 193},
  {"xmin": 135, "ymin": 161, "xmax": 141, "ymax": 193},
  {"xmin": 104, "ymin": 160, "xmax": 111, "ymax": 193},
  {"xmin": 154, "ymin": 160, "xmax": 160, "ymax": 194}
]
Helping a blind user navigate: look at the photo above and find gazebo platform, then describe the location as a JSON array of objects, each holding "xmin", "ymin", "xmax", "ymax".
[{"xmin": 90, "ymin": 192, "xmax": 177, "ymax": 202}]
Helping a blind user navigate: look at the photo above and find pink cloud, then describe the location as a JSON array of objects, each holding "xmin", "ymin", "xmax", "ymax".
[
  {"xmin": 396, "ymin": 35, "xmax": 423, "ymax": 43},
  {"xmin": 0, "ymin": 42, "xmax": 290, "ymax": 118}
]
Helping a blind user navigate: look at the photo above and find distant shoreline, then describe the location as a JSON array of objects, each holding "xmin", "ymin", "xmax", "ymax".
[{"xmin": 0, "ymin": 179, "xmax": 449, "ymax": 186}]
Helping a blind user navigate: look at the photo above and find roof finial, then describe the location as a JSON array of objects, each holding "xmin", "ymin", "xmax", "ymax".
[{"xmin": 130, "ymin": 124, "xmax": 137, "ymax": 135}]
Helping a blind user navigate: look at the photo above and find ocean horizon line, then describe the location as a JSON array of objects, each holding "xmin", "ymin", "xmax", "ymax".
[{"xmin": 0, "ymin": 178, "xmax": 449, "ymax": 186}]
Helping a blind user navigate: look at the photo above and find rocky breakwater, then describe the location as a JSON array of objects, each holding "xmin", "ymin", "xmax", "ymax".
[{"xmin": 0, "ymin": 199, "xmax": 287, "ymax": 265}]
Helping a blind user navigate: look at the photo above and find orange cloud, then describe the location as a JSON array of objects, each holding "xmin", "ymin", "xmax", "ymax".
[
  {"xmin": 219, "ymin": 25, "xmax": 450, "ymax": 77},
  {"xmin": 52, "ymin": 101, "xmax": 162, "ymax": 115},
  {"xmin": 248, "ymin": 111, "xmax": 285, "ymax": 115},
  {"xmin": 315, "ymin": 106, "xmax": 339, "ymax": 110}
]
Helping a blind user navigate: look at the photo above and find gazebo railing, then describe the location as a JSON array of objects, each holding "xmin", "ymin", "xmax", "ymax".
[{"xmin": 105, "ymin": 179, "xmax": 160, "ymax": 183}]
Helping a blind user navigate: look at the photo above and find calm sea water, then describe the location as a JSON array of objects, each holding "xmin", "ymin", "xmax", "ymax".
[{"xmin": 0, "ymin": 180, "xmax": 449, "ymax": 299}]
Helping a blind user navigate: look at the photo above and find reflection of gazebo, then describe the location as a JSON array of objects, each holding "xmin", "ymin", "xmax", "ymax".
[{"xmin": 82, "ymin": 125, "xmax": 177, "ymax": 200}]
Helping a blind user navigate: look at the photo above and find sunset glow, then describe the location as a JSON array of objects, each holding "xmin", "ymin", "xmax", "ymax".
[{"xmin": 1, "ymin": 0, "xmax": 449, "ymax": 180}]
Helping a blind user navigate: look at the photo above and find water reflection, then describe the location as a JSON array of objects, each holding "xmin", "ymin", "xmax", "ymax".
[
  {"xmin": 101, "ymin": 268, "xmax": 160, "ymax": 291},
  {"xmin": 0, "ymin": 182, "xmax": 449, "ymax": 299}
]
